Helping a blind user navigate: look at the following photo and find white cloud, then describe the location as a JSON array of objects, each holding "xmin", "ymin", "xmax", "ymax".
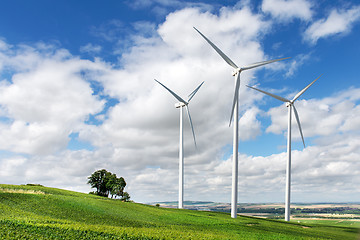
[
  {"xmin": 0, "ymin": 4, "xmax": 275, "ymax": 202},
  {"xmin": 304, "ymin": 5, "xmax": 360, "ymax": 44},
  {"xmin": 239, "ymin": 107, "xmax": 262, "ymax": 140},
  {"xmin": 90, "ymin": 20, "xmax": 125, "ymax": 42},
  {"xmin": 0, "ymin": 156, "xmax": 27, "ymax": 178},
  {"xmin": 262, "ymin": 0, "xmax": 313, "ymax": 21},
  {"xmin": 265, "ymin": 87, "xmax": 360, "ymax": 142},
  {"xmin": 82, "ymin": 5, "xmax": 359, "ymax": 203},
  {"xmin": 0, "ymin": 2, "xmax": 359, "ymax": 205},
  {"xmin": 285, "ymin": 53, "xmax": 311, "ymax": 77},
  {"xmin": 126, "ymin": 0, "xmax": 214, "ymax": 15},
  {"xmin": 0, "ymin": 45, "xmax": 106, "ymax": 155},
  {"xmin": 80, "ymin": 43, "xmax": 102, "ymax": 54}
]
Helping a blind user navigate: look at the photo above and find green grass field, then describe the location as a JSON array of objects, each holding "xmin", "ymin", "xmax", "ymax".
[{"xmin": 1, "ymin": 184, "xmax": 359, "ymax": 239}]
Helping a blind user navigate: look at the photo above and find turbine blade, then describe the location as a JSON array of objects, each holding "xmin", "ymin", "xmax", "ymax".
[
  {"xmin": 193, "ymin": 27, "xmax": 238, "ymax": 69},
  {"xmin": 185, "ymin": 105, "xmax": 197, "ymax": 148},
  {"xmin": 292, "ymin": 74, "xmax": 322, "ymax": 102},
  {"xmin": 292, "ymin": 104, "xmax": 305, "ymax": 148},
  {"xmin": 229, "ymin": 73, "xmax": 241, "ymax": 127},
  {"xmin": 154, "ymin": 79, "xmax": 187, "ymax": 104},
  {"xmin": 241, "ymin": 57, "xmax": 290, "ymax": 71},
  {"xmin": 246, "ymin": 85, "xmax": 290, "ymax": 103},
  {"xmin": 188, "ymin": 81, "xmax": 205, "ymax": 102}
]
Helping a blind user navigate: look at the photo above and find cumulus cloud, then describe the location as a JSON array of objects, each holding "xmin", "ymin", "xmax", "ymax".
[
  {"xmin": 238, "ymin": 107, "xmax": 262, "ymax": 140},
  {"xmin": 77, "ymin": 5, "xmax": 275, "ymax": 172},
  {"xmin": 285, "ymin": 53, "xmax": 312, "ymax": 77},
  {"xmin": 89, "ymin": 4, "xmax": 358, "ymax": 203},
  {"xmin": 266, "ymin": 87, "xmax": 360, "ymax": 140},
  {"xmin": 125, "ymin": 0, "xmax": 214, "ymax": 16},
  {"xmin": 0, "ymin": 2, "xmax": 359, "ymax": 205},
  {"xmin": 80, "ymin": 43, "xmax": 102, "ymax": 54},
  {"xmin": 90, "ymin": 20, "xmax": 125, "ymax": 42},
  {"xmin": 262, "ymin": 0, "xmax": 313, "ymax": 21},
  {"xmin": 130, "ymin": 130, "xmax": 360, "ymax": 203},
  {"xmin": 0, "ymin": 4, "xmax": 280, "ymax": 202},
  {"xmin": 304, "ymin": 5, "xmax": 360, "ymax": 44},
  {"xmin": 0, "ymin": 44, "xmax": 106, "ymax": 155}
]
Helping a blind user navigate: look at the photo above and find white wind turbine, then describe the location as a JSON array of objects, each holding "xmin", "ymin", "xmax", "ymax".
[
  {"xmin": 155, "ymin": 79, "xmax": 204, "ymax": 209},
  {"xmin": 247, "ymin": 75, "xmax": 321, "ymax": 221},
  {"xmin": 194, "ymin": 27, "xmax": 289, "ymax": 218}
]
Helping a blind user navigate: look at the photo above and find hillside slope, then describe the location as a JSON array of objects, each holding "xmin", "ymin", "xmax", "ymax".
[{"xmin": 0, "ymin": 184, "xmax": 359, "ymax": 239}]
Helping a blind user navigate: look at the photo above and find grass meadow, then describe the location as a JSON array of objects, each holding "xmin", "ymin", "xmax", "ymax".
[{"xmin": 1, "ymin": 184, "xmax": 359, "ymax": 239}]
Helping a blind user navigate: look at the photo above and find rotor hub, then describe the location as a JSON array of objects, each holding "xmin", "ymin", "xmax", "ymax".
[
  {"xmin": 175, "ymin": 102, "xmax": 186, "ymax": 108},
  {"xmin": 232, "ymin": 68, "xmax": 241, "ymax": 76}
]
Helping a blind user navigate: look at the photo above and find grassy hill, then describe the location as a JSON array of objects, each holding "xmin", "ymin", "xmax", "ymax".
[{"xmin": 0, "ymin": 184, "xmax": 359, "ymax": 239}]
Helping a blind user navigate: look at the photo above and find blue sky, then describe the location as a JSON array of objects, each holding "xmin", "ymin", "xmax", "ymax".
[{"xmin": 0, "ymin": 0, "xmax": 360, "ymax": 204}]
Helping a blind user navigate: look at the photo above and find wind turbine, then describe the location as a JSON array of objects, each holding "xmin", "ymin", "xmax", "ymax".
[
  {"xmin": 194, "ymin": 26, "xmax": 289, "ymax": 218},
  {"xmin": 155, "ymin": 79, "xmax": 204, "ymax": 209},
  {"xmin": 247, "ymin": 75, "xmax": 321, "ymax": 221}
]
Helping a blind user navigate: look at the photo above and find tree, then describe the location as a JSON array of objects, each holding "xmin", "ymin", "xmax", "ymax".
[
  {"xmin": 111, "ymin": 177, "xmax": 126, "ymax": 199},
  {"xmin": 106, "ymin": 173, "xmax": 118, "ymax": 198},
  {"xmin": 121, "ymin": 191, "xmax": 130, "ymax": 202},
  {"xmin": 87, "ymin": 169, "xmax": 130, "ymax": 201},
  {"xmin": 87, "ymin": 169, "xmax": 111, "ymax": 197}
]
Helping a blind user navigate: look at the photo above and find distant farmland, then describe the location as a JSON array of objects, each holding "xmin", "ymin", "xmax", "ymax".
[{"xmin": 154, "ymin": 201, "xmax": 360, "ymax": 227}]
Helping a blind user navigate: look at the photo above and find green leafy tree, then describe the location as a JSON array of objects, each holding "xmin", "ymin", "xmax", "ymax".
[
  {"xmin": 106, "ymin": 173, "xmax": 118, "ymax": 198},
  {"xmin": 113, "ymin": 177, "xmax": 126, "ymax": 199},
  {"xmin": 87, "ymin": 169, "xmax": 130, "ymax": 201},
  {"xmin": 121, "ymin": 191, "xmax": 131, "ymax": 202},
  {"xmin": 87, "ymin": 169, "xmax": 111, "ymax": 197}
]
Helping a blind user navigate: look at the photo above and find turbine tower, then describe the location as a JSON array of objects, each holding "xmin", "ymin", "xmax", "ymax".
[
  {"xmin": 194, "ymin": 27, "xmax": 289, "ymax": 218},
  {"xmin": 155, "ymin": 79, "xmax": 204, "ymax": 209},
  {"xmin": 247, "ymin": 75, "xmax": 321, "ymax": 221}
]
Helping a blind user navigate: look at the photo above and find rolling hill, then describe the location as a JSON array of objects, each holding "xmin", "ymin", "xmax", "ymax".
[{"xmin": 0, "ymin": 184, "xmax": 359, "ymax": 239}]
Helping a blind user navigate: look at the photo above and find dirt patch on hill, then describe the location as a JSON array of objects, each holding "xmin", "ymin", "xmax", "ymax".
[{"xmin": 0, "ymin": 188, "xmax": 46, "ymax": 195}]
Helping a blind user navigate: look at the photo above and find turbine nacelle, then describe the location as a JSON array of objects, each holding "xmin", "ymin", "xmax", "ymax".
[
  {"xmin": 175, "ymin": 102, "xmax": 187, "ymax": 108},
  {"xmin": 232, "ymin": 68, "xmax": 241, "ymax": 76}
]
